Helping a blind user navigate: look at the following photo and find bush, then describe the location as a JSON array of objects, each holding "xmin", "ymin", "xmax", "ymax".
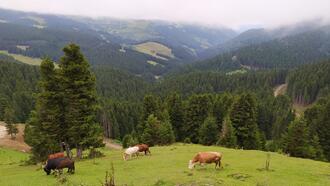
[
  {"xmin": 183, "ymin": 138, "xmax": 191, "ymax": 144},
  {"xmin": 122, "ymin": 134, "xmax": 137, "ymax": 148}
]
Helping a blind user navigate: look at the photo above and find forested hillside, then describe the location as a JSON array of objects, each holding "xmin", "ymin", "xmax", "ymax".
[
  {"xmin": 287, "ymin": 60, "xmax": 330, "ymax": 104},
  {"xmin": 0, "ymin": 55, "xmax": 39, "ymax": 122},
  {"xmin": 191, "ymin": 26, "xmax": 330, "ymax": 72}
]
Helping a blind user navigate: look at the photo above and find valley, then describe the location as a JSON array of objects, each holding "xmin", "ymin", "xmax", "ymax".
[{"xmin": 0, "ymin": 4, "xmax": 329, "ymax": 186}]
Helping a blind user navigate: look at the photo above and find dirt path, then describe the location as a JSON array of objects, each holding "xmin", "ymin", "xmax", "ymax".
[
  {"xmin": 0, "ymin": 122, "xmax": 30, "ymax": 152},
  {"xmin": 274, "ymin": 83, "xmax": 287, "ymax": 97},
  {"xmin": 103, "ymin": 138, "xmax": 122, "ymax": 150}
]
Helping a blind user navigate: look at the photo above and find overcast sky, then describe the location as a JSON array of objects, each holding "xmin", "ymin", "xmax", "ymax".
[{"xmin": 1, "ymin": 0, "xmax": 330, "ymax": 29}]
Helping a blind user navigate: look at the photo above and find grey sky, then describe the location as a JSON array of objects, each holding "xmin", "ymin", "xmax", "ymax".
[{"xmin": 1, "ymin": 0, "xmax": 330, "ymax": 29}]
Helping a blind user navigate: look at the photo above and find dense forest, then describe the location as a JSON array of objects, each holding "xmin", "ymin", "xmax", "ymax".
[
  {"xmin": 0, "ymin": 54, "xmax": 39, "ymax": 122},
  {"xmin": 287, "ymin": 60, "xmax": 330, "ymax": 104}
]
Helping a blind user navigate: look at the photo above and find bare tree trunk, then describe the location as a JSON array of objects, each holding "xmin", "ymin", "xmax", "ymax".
[{"xmin": 76, "ymin": 147, "xmax": 82, "ymax": 159}]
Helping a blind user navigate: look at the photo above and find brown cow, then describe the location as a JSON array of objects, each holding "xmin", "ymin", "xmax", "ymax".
[
  {"xmin": 44, "ymin": 157, "xmax": 75, "ymax": 175},
  {"xmin": 188, "ymin": 152, "xmax": 222, "ymax": 169},
  {"xmin": 135, "ymin": 144, "xmax": 151, "ymax": 155},
  {"xmin": 48, "ymin": 152, "xmax": 65, "ymax": 160},
  {"xmin": 56, "ymin": 157, "xmax": 75, "ymax": 174}
]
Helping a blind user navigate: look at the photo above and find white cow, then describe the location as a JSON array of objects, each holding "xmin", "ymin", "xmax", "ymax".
[{"xmin": 123, "ymin": 146, "xmax": 139, "ymax": 161}]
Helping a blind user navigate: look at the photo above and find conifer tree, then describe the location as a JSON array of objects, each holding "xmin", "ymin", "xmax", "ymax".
[
  {"xmin": 59, "ymin": 44, "xmax": 103, "ymax": 158},
  {"xmin": 198, "ymin": 116, "xmax": 218, "ymax": 145},
  {"xmin": 138, "ymin": 94, "xmax": 161, "ymax": 135},
  {"xmin": 184, "ymin": 94, "xmax": 211, "ymax": 143},
  {"xmin": 4, "ymin": 107, "xmax": 18, "ymax": 139},
  {"xmin": 218, "ymin": 117, "xmax": 237, "ymax": 148},
  {"xmin": 24, "ymin": 58, "xmax": 62, "ymax": 160},
  {"xmin": 230, "ymin": 93, "xmax": 259, "ymax": 149},
  {"xmin": 284, "ymin": 119, "xmax": 312, "ymax": 158},
  {"xmin": 317, "ymin": 102, "xmax": 330, "ymax": 160},
  {"xmin": 166, "ymin": 92, "xmax": 184, "ymax": 141},
  {"xmin": 141, "ymin": 114, "xmax": 161, "ymax": 146}
]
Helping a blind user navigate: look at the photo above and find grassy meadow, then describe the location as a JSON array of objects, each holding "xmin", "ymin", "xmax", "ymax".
[
  {"xmin": 0, "ymin": 144, "xmax": 329, "ymax": 186},
  {"xmin": 0, "ymin": 50, "xmax": 42, "ymax": 66}
]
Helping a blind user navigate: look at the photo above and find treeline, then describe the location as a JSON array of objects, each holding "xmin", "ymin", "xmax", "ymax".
[
  {"xmin": 287, "ymin": 60, "xmax": 330, "ymax": 104},
  {"xmin": 0, "ymin": 54, "xmax": 39, "ymax": 122},
  {"xmin": 154, "ymin": 69, "xmax": 287, "ymax": 97},
  {"xmin": 121, "ymin": 92, "xmax": 294, "ymax": 149}
]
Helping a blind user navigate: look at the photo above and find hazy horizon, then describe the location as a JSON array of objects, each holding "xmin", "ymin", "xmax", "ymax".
[{"xmin": 1, "ymin": 0, "xmax": 330, "ymax": 30}]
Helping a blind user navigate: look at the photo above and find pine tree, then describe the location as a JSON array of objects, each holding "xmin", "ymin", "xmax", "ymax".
[
  {"xmin": 213, "ymin": 93, "xmax": 233, "ymax": 130},
  {"xmin": 159, "ymin": 119, "xmax": 175, "ymax": 145},
  {"xmin": 4, "ymin": 107, "xmax": 18, "ymax": 139},
  {"xmin": 184, "ymin": 94, "xmax": 211, "ymax": 143},
  {"xmin": 24, "ymin": 58, "xmax": 62, "ymax": 160},
  {"xmin": 317, "ymin": 102, "xmax": 330, "ymax": 161},
  {"xmin": 166, "ymin": 92, "xmax": 184, "ymax": 141},
  {"xmin": 218, "ymin": 117, "xmax": 237, "ymax": 148},
  {"xmin": 141, "ymin": 114, "xmax": 161, "ymax": 146},
  {"xmin": 198, "ymin": 116, "xmax": 218, "ymax": 145},
  {"xmin": 59, "ymin": 44, "xmax": 103, "ymax": 158},
  {"xmin": 284, "ymin": 119, "xmax": 312, "ymax": 158},
  {"xmin": 138, "ymin": 94, "xmax": 161, "ymax": 136},
  {"xmin": 230, "ymin": 93, "xmax": 259, "ymax": 149},
  {"xmin": 309, "ymin": 134, "xmax": 325, "ymax": 161}
]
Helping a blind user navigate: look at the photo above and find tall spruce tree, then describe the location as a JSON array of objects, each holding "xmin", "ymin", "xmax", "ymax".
[
  {"xmin": 166, "ymin": 92, "xmax": 184, "ymax": 141},
  {"xmin": 317, "ymin": 101, "xmax": 330, "ymax": 161},
  {"xmin": 141, "ymin": 114, "xmax": 161, "ymax": 146},
  {"xmin": 25, "ymin": 44, "xmax": 103, "ymax": 160},
  {"xmin": 230, "ymin": 93, "xmax": 259, "ymax": 149},
  {"xmin": 4, "ymin": 107, "xmax": 18, "ymax": 139},
  {"xmin": 183, "ymin": 94, "xmax": 211, "ymax": 143},
  {"xmin": 24, "ymin": 58, "xmax": 62, "ymax": 160},
  {"xmin": 283, "ymin": 119, "xmax": 313, "ymax": 158},
  {"xmin": 218, "ymin": 117, "xmax": 237, "ymax": 148},
  {"xmin": 59, "ymin": 44, "xmax": 103, "ymax": 158},
  {"xmin": 198, "ymin": 116, "xmax": 218, "ymax": 145},
  {"xmin": 137, "ymin": 94, "xmax": 162, "ymax": 136}
]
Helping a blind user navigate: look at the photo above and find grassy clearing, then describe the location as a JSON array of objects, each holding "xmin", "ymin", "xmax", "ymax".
[
  {"xmin": 226, "ymin": 69, "xmax": 247, "ymax": 75},
  {"xmin": 147, "ymin": 60, "xmax": 164, "ymax": 67},
  {"xmin": 133, "ymin": 42, "xmax": 175, "ymax": 60},
  {"xmin": 0, "ymin": 144, "xmax": 329, "ymax": 186},
  {"xmin": 16, "ymin": 45, "xmax": 30, "ymax": 51},
  {"xmin": 0, "ymin": 50, "xmax": 42, "ymax": 66}
]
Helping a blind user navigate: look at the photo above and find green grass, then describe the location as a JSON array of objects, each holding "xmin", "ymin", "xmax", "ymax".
[{"xmin": 0, "ymin": 144, "xmax": 329, "ymax": 186}]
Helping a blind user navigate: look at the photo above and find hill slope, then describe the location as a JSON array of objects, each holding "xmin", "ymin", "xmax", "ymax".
[{"xmin": 0, "ymin": 144, "xmax": 329, "ymax": 185}]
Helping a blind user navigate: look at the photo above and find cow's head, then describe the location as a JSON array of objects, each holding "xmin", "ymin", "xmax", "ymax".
[{"xmin": 188, "ymin": 160, "xmax": 195, "ymax": 169}]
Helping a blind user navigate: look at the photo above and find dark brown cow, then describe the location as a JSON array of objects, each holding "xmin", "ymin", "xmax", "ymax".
[
  {"xmin": 48, "ymin": 152, "xmax": 65, "ymax": 160},
  {"xmin": 135, "ymin": 144, "xmax": 151, "ymax": 155},
  {"xmin": 44, "ymin": 157, "xmax": 75, "ymax": 175},
  {"xmin": 56, "ymin": 158, "xmax": 75, "ymax": 174}
]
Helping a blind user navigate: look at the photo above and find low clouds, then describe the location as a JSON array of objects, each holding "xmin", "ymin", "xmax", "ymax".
[{"xmin": 1, "ymin": 0, "xmax": 330, "ymax": 29}]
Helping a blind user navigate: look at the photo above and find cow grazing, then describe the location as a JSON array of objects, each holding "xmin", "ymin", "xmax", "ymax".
[
  {"xmin": 44, "ymin": 157, "xmax": 75, "ymax": 175},
  {"xmin": 123, "ymin": 146, "xmax": 139, "ymax": 160},
  {"xmin": 135, "ymin": 144, "xmax": 151, "ymax": 155},
  {"xmin": 48, "ymin": 152, "xmax": 65, "ymax": 160},
  {"xmin": 188, "ymin": 152, "xmax": 222, "ymax": 169}
]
